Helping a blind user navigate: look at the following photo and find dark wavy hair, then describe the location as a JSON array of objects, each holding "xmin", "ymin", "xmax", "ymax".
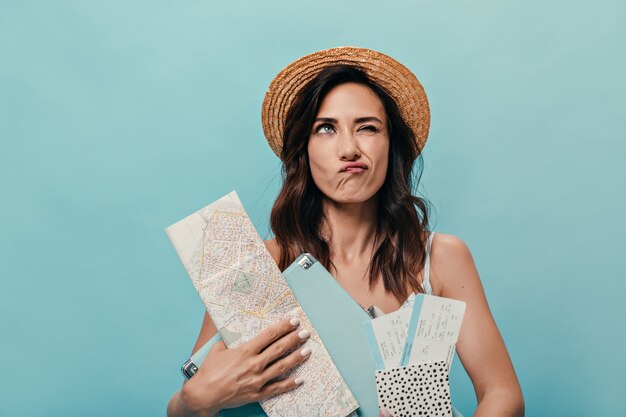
[{"xmin": 270, "ymin": 64, "xmax": 433, "ymax": 302}]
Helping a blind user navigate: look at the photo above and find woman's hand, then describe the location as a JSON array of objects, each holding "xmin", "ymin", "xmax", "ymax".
[{"xmin": 180, "ymin": 317, "xmax": 311, "ymax": 417}]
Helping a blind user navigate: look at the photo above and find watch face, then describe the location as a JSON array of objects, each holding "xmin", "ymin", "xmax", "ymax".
[{"xmin": 181, "ymin": 360, "xmax": 199, "ymax": 380}]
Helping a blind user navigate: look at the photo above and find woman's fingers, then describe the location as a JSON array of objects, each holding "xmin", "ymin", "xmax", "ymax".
[
  {"xmin": 252, "ymin": 376, "xmax": 305, "ymax": 402},
  {"xmin": 258, "ymin": 326, "xmax": 310, "ymax": 366},
  {"xmin": 246, "ymin": 317, "xmax": 300, "ymax": 354},
  {"xmin": 260, "ymin": 339, "xmax": 312, "ymax": 382}
]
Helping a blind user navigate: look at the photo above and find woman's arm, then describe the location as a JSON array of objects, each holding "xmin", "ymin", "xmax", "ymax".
[
  {"xmin": 166, "ymin": 311, "xmax": 221, "ymax": 417},
  {"xmin": 166, "ymin": 312, "xmax": 310, "ymax": 417},
  {"xmin": 430, "ymin": 233, "xmax": 525, "ymax": 417}
]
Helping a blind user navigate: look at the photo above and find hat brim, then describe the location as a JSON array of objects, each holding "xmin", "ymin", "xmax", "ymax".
[{"xmin": 261, "ymin": 46, "xmax": 430, "ymax": 159}]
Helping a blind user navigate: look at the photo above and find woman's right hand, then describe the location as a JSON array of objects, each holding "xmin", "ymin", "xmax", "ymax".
[{"xmin": 180, "ymin": 317, "xmax": 311, "ymax": 417}]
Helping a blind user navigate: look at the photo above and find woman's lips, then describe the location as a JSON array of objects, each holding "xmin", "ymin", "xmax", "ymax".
[
  {"xmin": 344, "ymin": 167, "xmax": 366, "ymax": 173},
  {"xmin": 340, "ymin": 163, "xmax": 368, "ymax": 173}
]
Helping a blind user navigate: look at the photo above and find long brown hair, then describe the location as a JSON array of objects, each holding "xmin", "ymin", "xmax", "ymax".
[{"xmin": 270, "ymin": 64, "xmax": 433, "ymax": 302}]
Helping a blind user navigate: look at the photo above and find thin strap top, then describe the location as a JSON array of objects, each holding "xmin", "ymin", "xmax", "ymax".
[{"xmin": 422, "ymin": 231, "xmax": 435, "ymax": 296}]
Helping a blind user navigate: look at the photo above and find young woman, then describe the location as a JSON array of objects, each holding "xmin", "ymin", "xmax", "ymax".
[{"xmin": 167, "ymin": 47, "xmax": 524, "ymax": 417}]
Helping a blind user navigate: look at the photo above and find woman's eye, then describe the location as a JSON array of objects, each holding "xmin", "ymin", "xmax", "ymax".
[
  {"xmin": 359, "ymin": 125, "xmax": 378, "ymax": 132},
  {"xmin": 316, "ymin": 124, "xmax": 335, "ymax": 134}
]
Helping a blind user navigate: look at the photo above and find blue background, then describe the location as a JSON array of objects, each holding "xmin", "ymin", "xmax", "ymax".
[{"xmin": 1, "ymin": 1, "xmax": 624, "ymax": 416}]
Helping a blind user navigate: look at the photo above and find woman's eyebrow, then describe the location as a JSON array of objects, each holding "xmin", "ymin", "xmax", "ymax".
[
  {"xmin": 354, "ymin": 116, "xmax": 383, "ymax": 124},
  {"xmin": 313, "ymin": 116, "xmax": 383, "ymax": 124},
  {"xmin": 313, "ymin": 117, "xmax": 337, "ymax": 124}
]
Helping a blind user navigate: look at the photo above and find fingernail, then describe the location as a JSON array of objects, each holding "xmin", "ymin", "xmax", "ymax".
[
  {"xmin": 300, "ymin": 347, "xmax": 312, "ymax": 357},
  {"xmin": 298, "ymin": 330, "xmax": 310, "ymax": 339},
  {"xmin": 295, "ymin": 377, "xmax": 304, "ymax": 385},
  {"xmin": 289, "ymin": 317, "xmax": 300, "ymax": 326}
]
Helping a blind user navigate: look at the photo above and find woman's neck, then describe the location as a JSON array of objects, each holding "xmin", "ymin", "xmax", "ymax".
[{"xmin": 320, "ymin": 196, "xmax": 379, "ymax": 262}]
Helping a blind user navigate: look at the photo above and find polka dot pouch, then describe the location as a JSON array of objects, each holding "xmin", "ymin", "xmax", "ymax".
[{"xmin": 375, "ymin": 360, "xmax": 452, "ymax": 417}]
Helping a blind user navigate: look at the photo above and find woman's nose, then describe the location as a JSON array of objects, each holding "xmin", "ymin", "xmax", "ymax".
[{"xmin": 337, "ymin": 132, "xmax": 361, "ymax": 161}]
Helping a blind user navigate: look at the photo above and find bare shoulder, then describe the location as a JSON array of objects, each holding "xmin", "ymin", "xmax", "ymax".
[
  {"xmin": 429, "ymin": 232, "xmax": 484, "ymax": 298},
  {"xmin": 430, "ymin": 233, "xmax": 525, "ymax": 411},
  {"xmin": 264, "ymin": 238, "xmax": 281, "ymax": 266}
]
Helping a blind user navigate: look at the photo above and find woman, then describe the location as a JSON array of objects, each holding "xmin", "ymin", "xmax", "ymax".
[{"xmin": 167, "ymin": 47, "xmax": 524, "ymax": 417}]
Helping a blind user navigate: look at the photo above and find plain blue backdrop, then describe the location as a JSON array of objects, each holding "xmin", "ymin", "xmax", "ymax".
[{"xmin": 1, "ymin": 1, "xmax": 624, "ymax": 416}]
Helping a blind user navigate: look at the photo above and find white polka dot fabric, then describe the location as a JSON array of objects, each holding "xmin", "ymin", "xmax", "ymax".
[{"xmin": 375, "ymin": 360, "xmax": 452, "ymax": 417}]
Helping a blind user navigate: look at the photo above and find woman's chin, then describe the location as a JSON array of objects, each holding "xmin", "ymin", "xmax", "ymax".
[{"xmin": 323, "ymin": 192, "xmax": 378, "ymax": 206}]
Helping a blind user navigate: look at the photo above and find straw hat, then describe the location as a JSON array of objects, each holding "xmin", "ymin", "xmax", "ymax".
[{"xmin": 261, "ymin": 46, "xmax": 430, "ymax": 159}]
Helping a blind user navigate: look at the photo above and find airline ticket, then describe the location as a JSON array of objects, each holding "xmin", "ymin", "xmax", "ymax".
[{"xmin": 363, "ymin": 294, "xmax": 466, "ymax": 370}]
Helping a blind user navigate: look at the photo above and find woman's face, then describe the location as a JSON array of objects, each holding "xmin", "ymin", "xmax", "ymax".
[{"xmin": 307, "ymin": 82, "xmax": 390, "ymax": 205}]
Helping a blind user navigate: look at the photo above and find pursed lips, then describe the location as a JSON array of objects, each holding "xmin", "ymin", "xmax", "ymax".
[{"xmin": 339, "ymin": 162, "xmax": 368, "ymax": 173}]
